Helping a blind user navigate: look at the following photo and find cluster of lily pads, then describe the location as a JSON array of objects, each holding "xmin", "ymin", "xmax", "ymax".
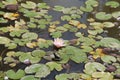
[{"xmin": 0, "ymin": 0, "xmax": 120, "ymax": 80}]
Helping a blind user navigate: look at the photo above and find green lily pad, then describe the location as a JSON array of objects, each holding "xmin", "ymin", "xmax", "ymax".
[
  {"xmin": 5, "ymin": 43, "xmax": 17, "ymax": 49},
  {"xmin": 6, "ymin": 69, "xmax": 25, "ymax": 79},
  {"xmin": 112, "ymin": 11, "xmax": 120, "ymax": 18},
  {"xmin": 84, "ymin": 62, "xmax": 106, "ymax": 75},
  {"xmin": 37, "ymin": 3, "xmax": 50, "ymax": 9},
  {"xmin": 92, "ymin": 72, "xmax": 113, "ymax": 80},
  {"xmin": 103, "ymin": 22, "xmax": 115, "ymax": 28},
  {"xmin": 21, "ymin": 75, "xmax": 40, "ymax": 80},
  {"xmin": 53, "ymin": 6, "xmax": 64, "ymax": 11},
  {"xmin": 55, "ymin": 73, "xmax": 80, "ymax": 80},
  {"xmin": 21, "ymin": 1, "xmax": 36, "ymax": 9},
  {"xmin": 105, "ymin": 1, "xmax": 120, "ymax": 8},
  {"xmin": 0, "ymin": 36, "xmax": 10, "ymax": 44},
  {"xmin": 101, "ymin": 55, "xmax": 117, "ymax": 63},
  {"xmin": 50, "ymin": 31, "xmax": 62, "ymax": 38},
  {"xmin": 46, "ymin": 62, "xmax": 63, "ymax": 71},
  {"xmin": 25, "ymin": 64, "xmax": 50, "ymax": 78},
  {"xmin": 22, "ymin": 32, "xmax": 38, "ymax": 40},
  {"xmin": 100, "ymin": 37, "xmax": 120, "ymax": 51},
  {"xmin": 2, "ymin": 0, "xmax": 17, "ymax": 5},
  {"xmin": 0, "ymin": 18, "xmax": 8, "ymax": 23},
  {"xmin": 95, "ymin": 12, "xmax": 112, "ymax": 20},
  {"xmin": 58, "ymin": 46, "xmax": 87, "ymax": 63},
  {"xmin": 85, "ymin": 0, "xmax": 98, "ymax": 7},
  {"xmin": 19, "ymin": 52, "xmax": 40, "ymax": 63},
  {"xmin": 32, "ymin": 50, "xmax": 46, "ymax": 58}
]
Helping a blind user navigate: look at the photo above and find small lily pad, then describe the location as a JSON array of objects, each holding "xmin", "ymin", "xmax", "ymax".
[
  {"xmin": 6, "ymin": 69, "xmax": 25, "ymax": 79},
  {"xmin": 21, "ymin": 75, "xmax": 40, "ymax": 80},
  {"xmin": 25, "ymin": 64, "xmax": 50, "ymax": 78},
  {"xmin": 22, "ymin": 32, "xmax": 38, "ymax": 40},
  {"xmin": 84, "ymin": 62, "xmax": 106, "ymax": 75},
  {"xmin": 105, "ymin": 1, "xmax": 120, "ymax": 8},
  {"xmin": 112, "ymin": 11, "xmax": 120, "ymax": 18},
  {"xmin": 21, "ymin": 1, "xmax": 36, "ymax": 9},
  {"xmin": 100, "ymin": 37, "xmax": 120, "ymax": 50},
  {"xmin": 101, "ymin": 55, "xmax": 117, "ymax": 63},
  {"xmin": 95, "ymin": 12, "xmax": 112, "ymax": 20},
  {"xmin": 0, "ymin": 36, "xmax": 10, "ymax": 44},
  {"xmin": 46, "ymin": 62, "xmax": 63, "ymax": 71}
]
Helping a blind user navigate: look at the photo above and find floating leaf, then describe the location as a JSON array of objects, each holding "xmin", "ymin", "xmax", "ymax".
[
  {"xmin": 0, "ymin": 18, "xmax": 8, "ymax": 23},
  {"xmin": 105, "ymin": 1, "xmax": 120, "ymax": 8},
  {"xmin": 80, "ymin": 5, "xmax": 93, "ymax": 12},
  {"xmin": 19, "ymin": 52, "xmax": 40, "ymax": 63},
  {"xmin": 6, "ymin": 69, "xmax": 25, "ymax": 79},
  {"xmin": 22, "ymin": 32, "xmax": 38, "ymax": 40},
  {"xmin": 95, "ymin": 12, "xmax": 112, "ymax": 20},
  {"xmin": 5, "ymin": 43, "xmax": 17, "ymax": 49},
  {"xmin": 21, "ymin": 75, "xmax": 40, "ymax": 80},
  {"xmin": 61, "ymin": 15, "xmax": 71, "ymax": 21},
  {"xmin": 53, "ymin": 6, "xmax": 64, "ymax": 11},
  {"xmin": 50, "ymin": 31, "xmax": 62, "ymax": 38},
  {"xmin": 46, "ymin": 62, "xmax": 63, "ymax": 71},
  {"xmin": 85, "ymin": 0, "xmax": 98, "ymax": 7},
  {"xmin": 32, "ymin": 50, "xmax": 46, "ymax": 58},
  {"xmin": 0, "ymin": 36, "xmax": 10, "ymax": 44},
  {"xmin": 2, "ymin": 0, "xmax": 17, "ymax": 5},
  {"xmin": 55, "ymin": 73, "xmax": 80, "ymax": 80},
  {"xmin": 103, "ymin": 22, "xmax": 115, "ymax": 28},
  {"xmin": 84, "ymin": 62, "xmax": 106, "ymax": 75},
  {"xmin": 92, "ymin": 72, "xmax": 113, "ymax": 80},
  {"xmin": 100, "ymin": 37, "xmax": 120, "ymax": 51},
  {"xmin": 58, "ymin": 46, "xmax": 87, "ymax": 63},
  {"xmin": 112, "ymin": 11, "xmax": 120, "ymax": 18},
  {"xmin": 37, "ymin": 3, "xmax": 50, "ymax": 9},
  {"xmin": 21, "ymin": 1, "xmax": 36, "ymax": 9},
  {"xmin": 101, "ymin": 55, "xmax": 117, "ymax": 63},
  {"xmin": 25, "ymin": 64, "xmax": 50, "ymax": 78}
]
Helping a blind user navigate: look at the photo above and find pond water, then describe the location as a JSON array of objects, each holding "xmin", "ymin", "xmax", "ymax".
[{"xmin": 0, "ymin": 0, "xmax": 120, "ymax": 80}]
